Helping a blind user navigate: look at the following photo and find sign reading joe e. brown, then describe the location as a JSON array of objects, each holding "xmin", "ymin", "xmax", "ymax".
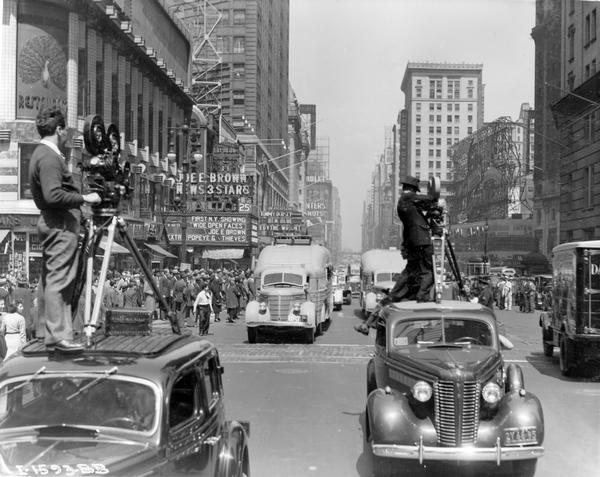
[{"xmin": 16, "ymin": 2, "xmax": 68, "ymax": 119}]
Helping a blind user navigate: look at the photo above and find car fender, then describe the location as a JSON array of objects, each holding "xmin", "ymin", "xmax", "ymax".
[
  {"xmin": 478, "ymin": 391, "xmax": 545, "ymax": 447},
  {"xmin": 505, "ymin": 363, "xmax": 524, "ymax": 392},
  {"xmin": 366, "ymin": 388, "xmax": 436, "ymax": 446},
  {"xmin": 216, "ymin": 420, "xmax": 250, "ymax": 477},
  {"xmin": 301, "ymin": 301, "xmax": 316, "ymax": 326}
]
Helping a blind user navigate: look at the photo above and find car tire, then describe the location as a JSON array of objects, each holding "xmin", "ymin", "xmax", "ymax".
[
  {"xmin": 305, "ymin": 327, "xmax": 315, "ymax": 344},
  {"xmin": 247, "ymin": 327, "xmax": 256, "ymax": 344},
  {"xmin": 559, "ymin": 336, "xmax": 576, "ymax": 376},
  {"xmin": 512, "ymin": 458, "xmax": 537, "ymax": 477},
  {"xmin": 366, "ymin": 360, "xmax": 377, "ymax": 396}
]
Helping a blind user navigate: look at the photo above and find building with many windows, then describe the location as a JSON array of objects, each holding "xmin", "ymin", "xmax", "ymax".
[
  {"xmin": 550, "ymin": 0, "xmax": 600, "ymax": 243},
  {"xmin": 531, "ymin": 0, "xmax": 562, "ymax": 258},
  {"xmin": 0, "ymin": 0, "xmax": 196, "ymax": 276},
  {"xmin": 398, "ymin": 62, "xmax": 485, "ymax": 192}
]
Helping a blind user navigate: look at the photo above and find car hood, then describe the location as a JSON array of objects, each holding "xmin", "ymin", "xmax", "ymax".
[
  {"xmin": 388, "ymin": 345, "xmax": 500, "ymax": 380},
  {"xmin": 0, "ymin": 435, "xmax": 155, "ymax": 475}
]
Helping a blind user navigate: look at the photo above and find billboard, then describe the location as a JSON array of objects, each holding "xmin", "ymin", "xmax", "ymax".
[
  {"xmin": 165, "ymin": 213, "xmax": 257, "ymax": 246},
  {"xmin": 259, "ymin": 208, "xmax": 306, "ymax": 235},
  {"xmin": 17, "ymin": 2, "xmax": 68, "ymax": 119}
]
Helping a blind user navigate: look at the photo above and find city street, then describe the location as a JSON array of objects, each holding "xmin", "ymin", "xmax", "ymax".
[{"xmin": 194, "ymin": 303, "xmax": 600, "ymax": 477}]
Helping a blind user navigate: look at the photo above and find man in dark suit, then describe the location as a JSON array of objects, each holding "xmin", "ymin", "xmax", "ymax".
[
  {"xmin": 29, "ymin": 106, "xmax": 101, "ymax": 352},
  {"xmin": 393, "ymin": 176, "xmax": 433, "ymax": 302}
]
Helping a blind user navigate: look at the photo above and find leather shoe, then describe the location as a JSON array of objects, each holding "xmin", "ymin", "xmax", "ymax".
[{"xmin": 47, "ymin": 340, "xmax": 84, "ymax": 353}]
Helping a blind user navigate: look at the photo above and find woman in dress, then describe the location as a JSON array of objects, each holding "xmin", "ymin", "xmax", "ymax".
[{"xmin": 2, "ymin": 302, "xmax": 27, "ymax": 359}]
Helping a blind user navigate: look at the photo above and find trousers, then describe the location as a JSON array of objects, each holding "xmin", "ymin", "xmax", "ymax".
[{"xmin": 37, "ymin": 210, "xmax": 81, "ymax": 346}]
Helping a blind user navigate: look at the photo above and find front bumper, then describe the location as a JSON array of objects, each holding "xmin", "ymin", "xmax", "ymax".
[
  {"xmin": 247, "ymin": 321, "xmax": 312, "ymax": 331},
  {"xmin": 372, "ymin": 437, "xmax": 544, "ymax": 465}
]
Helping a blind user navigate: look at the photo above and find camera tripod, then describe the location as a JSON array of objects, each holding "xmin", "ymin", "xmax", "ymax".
[
  {"xmin": 431, "ymin": 228, "xmax": 466, "ymax": 303},
  {"xmin": 73, "ymin": 210, "xmax": 180, "ymax": 345}
]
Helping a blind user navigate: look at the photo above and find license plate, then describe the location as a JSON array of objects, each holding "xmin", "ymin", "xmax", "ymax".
[{"xmin": 504, "ymin": 426, "xmax": 538, "ymax": 445}]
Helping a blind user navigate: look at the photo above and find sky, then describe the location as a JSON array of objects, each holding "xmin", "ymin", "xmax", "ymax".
[{"xmin": 289, "ymin": 0, "xmax": 536, "ymax": 252}]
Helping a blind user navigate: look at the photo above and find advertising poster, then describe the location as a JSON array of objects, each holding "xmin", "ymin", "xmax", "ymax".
[
  {"xmin": 165, "ymin": 213, "xmax": 256, "ymax": 246},
  {"xmin": 17, "ymin": 4, "xmax": 68, "ymax": 119}
]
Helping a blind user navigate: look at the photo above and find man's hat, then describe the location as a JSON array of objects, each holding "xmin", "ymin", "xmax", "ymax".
[{"xmin": 401, "ymin": 175, "xmax": 420, "ymax": 191}]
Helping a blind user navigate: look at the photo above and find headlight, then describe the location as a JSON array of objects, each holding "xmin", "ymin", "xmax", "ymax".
[
  {"xmin": 411, "ymin": 381, "xmax": 432, "ymax": 402},
  {"xmin": 482, "ymin": 382, "xmax": 502, "ymax": 404},
  {"xmin": 376, "ymin": 293, "xmax": 384, "ymax": 301},
  {"xmin": 292, "ymin": 302, "xmax": 301, "ymax": 315},
  {"xmin": 258, "ymin": 302, "xmax": 268, "ymax": 314}
]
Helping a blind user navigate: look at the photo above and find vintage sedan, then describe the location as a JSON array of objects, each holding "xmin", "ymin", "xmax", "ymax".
[
  {"xmin": 365, "ymin": 300, "xmax": 544, "ymax": 477},
  {"xmin": 0, "ymin": 332, "xmax": 250, "ymax": 477}
]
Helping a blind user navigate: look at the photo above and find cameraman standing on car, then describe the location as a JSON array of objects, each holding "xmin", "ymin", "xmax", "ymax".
[
  {"xmin": 355, "ymin": 176, "xmax": 434, "ymax": 335},
  {"xmin": 29, "ymin": 106, "xmax": 101, "ymax": 353}
]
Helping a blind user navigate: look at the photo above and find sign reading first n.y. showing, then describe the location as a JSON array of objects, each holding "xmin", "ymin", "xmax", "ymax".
[
  {"xmin": 16, "ymin": 3, "xmax": 68, "ymax": 119},
  {"xmin": 165, "ymin": 213, "xmax": 257, "ymax": 246}
]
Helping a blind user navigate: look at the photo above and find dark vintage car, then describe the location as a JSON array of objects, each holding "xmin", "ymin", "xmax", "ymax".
[
  {"xmin": 365, "ymin": 300, "xmax": 544, "ymax": 477},
  {"xmin": 0, "ymin": 332, "xmax": 250, "ymax": 477}
]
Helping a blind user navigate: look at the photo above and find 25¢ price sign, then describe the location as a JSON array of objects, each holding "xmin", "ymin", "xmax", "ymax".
[{"xmin": 15, "ymin": 463, "xmax": 109, "ymax": 475}]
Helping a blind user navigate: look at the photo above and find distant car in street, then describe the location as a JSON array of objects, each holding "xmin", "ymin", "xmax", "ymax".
[
  {"xmin": 0, "ymin": 332, "xmax": 250, "ymax": 477},
  {"xmin": 365, "ymin": 300, "xmax": 544, "ymax": 477}
]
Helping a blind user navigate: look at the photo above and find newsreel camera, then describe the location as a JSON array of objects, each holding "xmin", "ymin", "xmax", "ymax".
[
  {"xmin": 82, "ymin": 114, "xmax": 131, "ymax": 218},
  {"xmin": 414, "ymin": 176, "xmax": 447, "ymax": 237}
]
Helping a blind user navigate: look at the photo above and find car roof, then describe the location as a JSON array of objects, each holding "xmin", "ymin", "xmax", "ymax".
[
  {"xmin": 384, "ymin": 300, "xmax": 497, "ymax": 323},
  {"xmin": 0, "ymin": 333, "xmax": 215, "ymax": 385}
]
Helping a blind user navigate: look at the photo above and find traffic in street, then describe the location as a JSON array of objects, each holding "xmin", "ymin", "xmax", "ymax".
[{"xmin": 195, "ymin": 302, "xmax": 600, "ymax": 477}]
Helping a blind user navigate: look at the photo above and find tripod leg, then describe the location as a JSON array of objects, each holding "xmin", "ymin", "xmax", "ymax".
[
  {"xmin": 115, "ymin": 217, "xmax": 180, "ymax": 334},
  {"xmin": 83, "ymin": 219, "xmax": 95, "ymax": 334},
  {"xmin": 87, "ymin": 216, "xmax": 117, "ymax": 342},
  {"xmin": 445, "ymin": 234, "xmax": 466, "ymax": 299}
]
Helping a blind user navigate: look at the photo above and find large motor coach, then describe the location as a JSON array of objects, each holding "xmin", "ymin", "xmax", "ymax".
[{"xmin": 245, "ymin": 236, "xmax": 333, "ymax": 343}]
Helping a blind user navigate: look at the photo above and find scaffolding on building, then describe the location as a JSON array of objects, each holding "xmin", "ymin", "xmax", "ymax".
[
  {"xmin": 449, "ymin": 117, "xmax": 530, "ymax": 223},
  {"xmin": 168, "ymin": 0, "xmax": 223, "ymax": 115}
]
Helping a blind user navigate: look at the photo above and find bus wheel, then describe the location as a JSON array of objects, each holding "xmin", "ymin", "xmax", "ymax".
[{"xmin": 305, "ymin": 327, "xmax": 315, "ymax": 344}]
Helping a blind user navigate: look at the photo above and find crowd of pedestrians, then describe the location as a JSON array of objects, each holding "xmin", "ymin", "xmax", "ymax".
[
  {"xmin": 0, "ymin": 264, "xmax": 257, "ymax": 360},
  {"xmin": 461, "ymin": 273, "xmax": 549, "ymax": 313}
]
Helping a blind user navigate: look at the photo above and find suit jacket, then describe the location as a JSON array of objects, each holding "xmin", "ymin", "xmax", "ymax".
[{"xmin": 396, "ymin": 194, "xmax": 431, "ymax": 248}]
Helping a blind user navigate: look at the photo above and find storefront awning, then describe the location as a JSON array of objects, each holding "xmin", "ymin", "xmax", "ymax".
[
  {"xmin": 0, "ymin": 230, "xmax": 10, "ymax": 244},
  {"xmin": 145, "ymin": 243, "xmax": 177, "ymax": 259},
  {"xmin": 99, "ymin": 238, "xmax": 130, "ymax": 254},
  {"xmin": 202, "ymin": 248, "xmax": 244, "ymax": 260}
]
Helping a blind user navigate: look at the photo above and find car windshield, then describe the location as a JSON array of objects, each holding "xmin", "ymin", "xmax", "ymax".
[
  {"xmin": 0, "ymin": 375, "xmax": 158, "ymax": 433},
  {"xmin": 391, "ymin": 317, "xmax": 494, "ymax": 347},
  {"xmin": 263, "ymin": 272, "xmax": 304, "ymax": 287}
]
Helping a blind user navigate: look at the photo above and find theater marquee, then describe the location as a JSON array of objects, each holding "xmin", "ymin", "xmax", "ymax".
[{"xmin": 165, "ymin": 213, "xmax": 258, "ymax": 246}]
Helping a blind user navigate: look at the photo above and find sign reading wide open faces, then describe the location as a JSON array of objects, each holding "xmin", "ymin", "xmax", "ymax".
[{"xmin": 165, "ymin": 213, "xmax": 257, "ymax": 246}]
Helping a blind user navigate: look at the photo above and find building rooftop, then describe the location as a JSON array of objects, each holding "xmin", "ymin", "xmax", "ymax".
[{"xmin": 401, "ymin": 62, "xmax": 484, "ymax": 92}]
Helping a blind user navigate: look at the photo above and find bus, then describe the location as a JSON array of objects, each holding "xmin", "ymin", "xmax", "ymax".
[{"xmin": 245, "ymin": 237, "xmax": 333, "ymax": 344}]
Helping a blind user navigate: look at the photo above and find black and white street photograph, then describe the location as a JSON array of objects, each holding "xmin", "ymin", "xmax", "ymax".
[{"xmin": 0, "ymin": 0, "xmax": 598, "ymax": 476}]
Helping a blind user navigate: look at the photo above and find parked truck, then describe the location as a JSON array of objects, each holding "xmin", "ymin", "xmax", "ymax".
[{"xmin": 539, "ymin": 240, "xmax": 600, "ymax": 376}]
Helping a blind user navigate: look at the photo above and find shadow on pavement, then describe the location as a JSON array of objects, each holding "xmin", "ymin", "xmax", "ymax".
[{"xmin": 526, "ymin": 350, "xmax": 600, "ymax": 382}]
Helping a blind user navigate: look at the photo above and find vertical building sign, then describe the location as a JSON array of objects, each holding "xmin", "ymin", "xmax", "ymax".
[{"xmin": 16, "ymin": 2, "xmax": 68, "ymax": 119}]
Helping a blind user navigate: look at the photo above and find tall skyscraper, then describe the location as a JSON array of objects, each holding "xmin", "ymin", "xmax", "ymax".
[
  {"xmin": 206, "ymin": 0, "xmax": 290, "ymax": 154},
  {"xmin": 400, "ymin": 62, "xmax": 485, "ymax": 189}
]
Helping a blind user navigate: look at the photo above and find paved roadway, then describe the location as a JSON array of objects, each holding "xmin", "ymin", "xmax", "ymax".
[{"xmin": 194, "ymin": 303, "xmax": 600, "ymax": 477}]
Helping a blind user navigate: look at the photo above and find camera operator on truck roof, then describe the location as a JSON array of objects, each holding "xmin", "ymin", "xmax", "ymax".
[{"xmin": 29, "ymin": 106, "xmax": 101, "ymax": 353}]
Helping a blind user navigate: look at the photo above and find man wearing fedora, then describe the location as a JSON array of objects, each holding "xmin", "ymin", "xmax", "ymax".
[
  {"xmin": 394, "ymin": 175, "xmax": 434, "ymax": 302},
  {"xmin": 29, "ymin": 106, "xmax": 101, "ymax": 352}
]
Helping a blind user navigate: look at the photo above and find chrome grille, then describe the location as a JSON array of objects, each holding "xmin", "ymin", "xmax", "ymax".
[
  {"xmin": 434, "ymin": 380, "xmax": 480, "ymax": 446},
  {"xmin": 258, "ymin": 292, "xmax": 303, "ymax": 321}
]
